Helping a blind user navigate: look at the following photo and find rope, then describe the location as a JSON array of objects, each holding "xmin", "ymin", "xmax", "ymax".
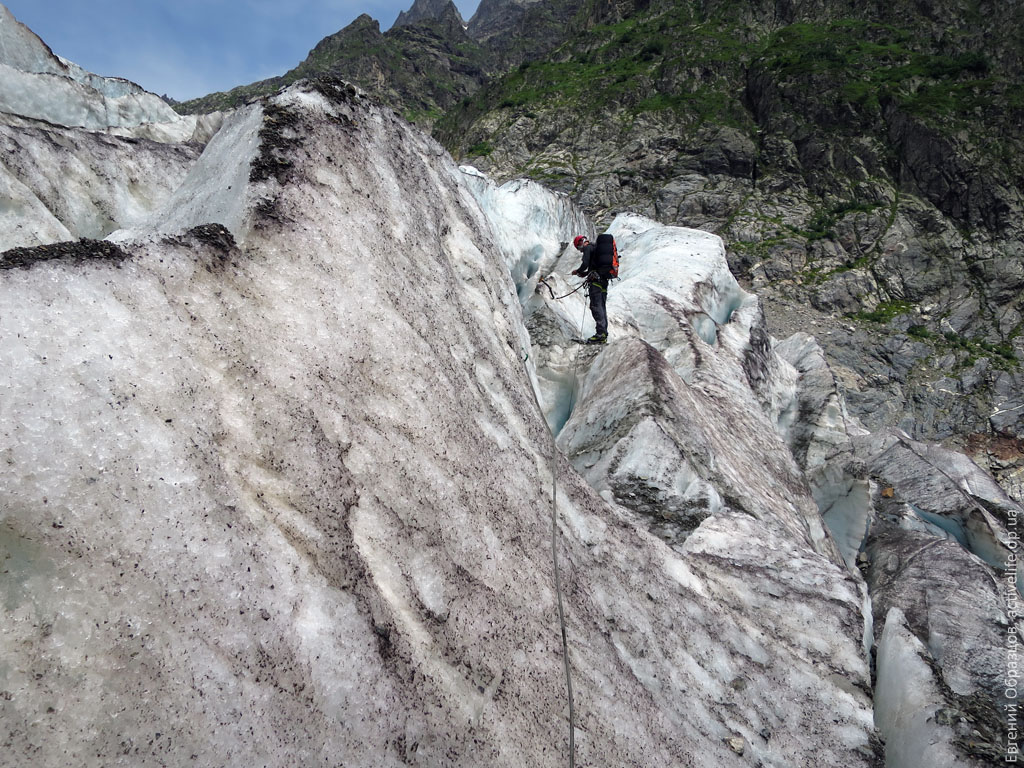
[
  {"xmin": 550, "ymin": 295, "xmax": 590, "ymax": 768},
  {"xmin": 538, "ymin": 275, "xmax": 589, "ymax": 302},
  {"xmin": 522, "ymin": 283, "xmax": 590, "ymax": 768},
  {"xmin": 550, "ymin": 450, "xmax": 576, "ymax": 768}
]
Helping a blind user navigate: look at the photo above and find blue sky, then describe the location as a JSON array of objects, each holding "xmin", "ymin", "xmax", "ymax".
[{"xmin": 4, "ymin": 0, "xmax": 482, "ymax": 101}]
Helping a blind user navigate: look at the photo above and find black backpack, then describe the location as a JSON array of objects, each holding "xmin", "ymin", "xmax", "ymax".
[{"xmin": 594, "ymin": 233, "xmax": 619, "ymax": 278}]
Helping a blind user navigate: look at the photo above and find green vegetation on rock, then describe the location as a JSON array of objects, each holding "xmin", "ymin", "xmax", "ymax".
[{"xmin": 854, "ymin": 300, "xmax": 916, "ymax": 323}]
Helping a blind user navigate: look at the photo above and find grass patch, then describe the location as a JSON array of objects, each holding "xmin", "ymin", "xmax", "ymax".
[
  {"xmin": 943, "ymin": 332, "xmax": 1018, "ymax": 366},
  {"xmin": 855, "ymin": 300, "xmax": 916, "ymax": 323},
  {"xmin": 791, "ymin": 200, "xmax": 884, "ymax": 241},
  {"xmin": 404, "ymin": 107, "xmax": 443, "ymax": 124},
  {"xmin": 444, "ymin": 5, "xmax": 758, "ymax": 135},
  {"xmin": 900, "ymin": 326, "xmax": 1019, "ymax": 371},
  {"xmin": 757, "ymin": 20, "xmax": 1003, "ymax": 124},
  {"xmin": 467, "ymin": 141, "xmax": 494, "ymax": 157}
]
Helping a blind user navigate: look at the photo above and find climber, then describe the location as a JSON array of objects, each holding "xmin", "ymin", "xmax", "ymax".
[{"xmin": 571, "ymin": 233, "xmax": 619, "ymax": 344}]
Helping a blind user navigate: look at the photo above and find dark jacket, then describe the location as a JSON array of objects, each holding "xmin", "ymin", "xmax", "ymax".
[
  {"xmin": 575, "ymin": 243, "xmax": 598, "ymax": 275},
  {"xmin": 575, "ymin": 240, "xmax": 615, "ymax": 278}
]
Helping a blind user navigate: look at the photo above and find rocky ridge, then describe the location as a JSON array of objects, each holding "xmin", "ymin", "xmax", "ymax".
[
  {"xmin": 176, "ymin": 4, "xmax": 491, "ymax": 126},
  {"xmin": 174, "ymin": 0, "xmax": 591, "ymax": 126},
  {"xmin": 394, "ymin": 0, "xmax": 463, "ymax": 28}
]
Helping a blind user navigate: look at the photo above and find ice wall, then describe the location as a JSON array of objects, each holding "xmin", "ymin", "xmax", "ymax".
[
  {"xmin": 458, "ymin": 166, "xmax": 590, "ymax": 302},
  {"xmin": 0, "ymin": 121, "xmax": 201, "ymax": 249},
  {"xmin": 0, "ymin": 3, "xmax": 221, "ymax": 143},
  {"xmin": 773, "ymin": 332, "xmax": 873, "ymax": 568},
  {"xmin": 874, "ymin": 608, "xmax": 992, "ymax": 768},
  {"xmin": 0, "ymin": 4, "xmax": 227, "ymax": 251},
  {"xmin": 498, "ymin": 165, "xmax": 1021, "ymax": 763}
]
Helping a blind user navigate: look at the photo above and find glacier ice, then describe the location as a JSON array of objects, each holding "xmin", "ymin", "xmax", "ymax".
[
  {"xmin": 0, "ymin": 3, "xmax": 226, "ymax": 251},
  {"xmin": 458, "ymin": 165, "xmax": 589, "ymax": 303},
  {"xmin": 774, "ymin": 332, "xmax": 873, "ymax": 568},
  {"xmin": 770, "ymin": 312, "xmax": 1021, "ymax": 761},
  {"xmin": 0, "ymin": 121, "xmax": 201, "ymax": 249},
  {"xmin": 0, "ymin": 4, "xmax": 221, "ymax": 144},
  {"xmin": 874, "ymin": 607, "xmax": 993, "ymax": 768},
  {"xmin": 0, "ymin": 78, "xmax": 887, "ymax": 767},
  {"xmin": 857, "ymin": 428, "xmax": 1023, "ymax": 593}
]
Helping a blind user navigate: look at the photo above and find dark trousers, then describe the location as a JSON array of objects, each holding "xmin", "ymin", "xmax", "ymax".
[{"xmin": 588, "ymin": 276, "xmax": 609, "ymax": 337}]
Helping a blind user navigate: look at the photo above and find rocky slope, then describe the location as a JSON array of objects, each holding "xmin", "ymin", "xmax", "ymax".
[
  {"xmin": 466, "ymin": 0, "xmax": 590, "ymax": 70},
  {"xmin": 435, "ymin": 0, "xmax": 1024, "ymax": 497},
  {"xmin": 176, "ymin": 4, "xmax": 490, "ymax": 126},
  {"xmin": 174, "ymin": 0, "xmax": 592, "ymax": 125}
]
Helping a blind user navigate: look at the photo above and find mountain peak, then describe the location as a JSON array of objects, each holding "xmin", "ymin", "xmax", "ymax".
[
  {"xmin": 345, "ymin": 13, "xmax": 381, "ymax": 33},
  {"xmin": 394, "ymin": 0, "xmax": 464, "ymax": 29}
]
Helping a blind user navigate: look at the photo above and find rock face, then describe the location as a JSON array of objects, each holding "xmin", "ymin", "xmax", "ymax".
[
  {"xmin": 177, "ymin": 9, "xmax": 490, "ymax": 127},
  {"xmin": 467, "ymin": 0, "xmax": 546, "ymax": 41},
  {"xmin": 465, "ymin": 0, "xmax": 588, "ymax": 68},
  {"xmin": 394, "ymin": 0, "xmax": 463, "ymax": 28}
]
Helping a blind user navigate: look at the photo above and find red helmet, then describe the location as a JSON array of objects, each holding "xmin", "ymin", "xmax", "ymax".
[{"xmin": 573, "ymin": 235, "xmax": 587, "ymax": 250}]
